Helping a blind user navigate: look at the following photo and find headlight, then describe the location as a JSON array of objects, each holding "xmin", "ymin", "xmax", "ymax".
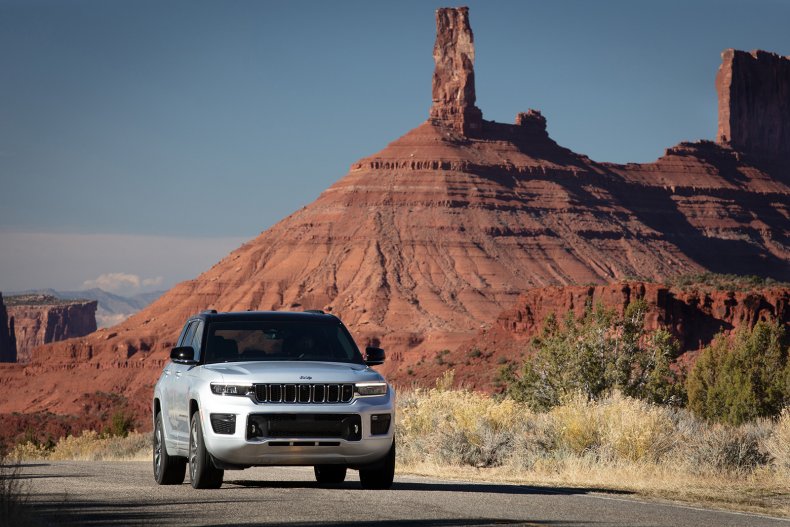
[
  {"xmin": 355, "ymin": 382, "xmax": 388, "ymax": 397},
  {"xmin": 210, "ymin": 384, "xmax": 254, "ymax": 396}
]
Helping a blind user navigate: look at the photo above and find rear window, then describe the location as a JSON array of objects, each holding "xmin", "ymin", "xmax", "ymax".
[{"xmin": 203, "ymin": 320, "xmax": 364, "ymax": 365}]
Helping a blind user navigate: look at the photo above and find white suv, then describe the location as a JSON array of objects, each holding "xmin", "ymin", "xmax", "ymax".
[{"xmin": 152, "ymin": 310, "xmax": 395, "ymax": 489}]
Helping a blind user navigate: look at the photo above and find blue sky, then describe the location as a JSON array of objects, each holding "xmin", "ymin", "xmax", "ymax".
[{"xmin": 1, "ymin": 0, "xmax": 788, "ymax": 293}]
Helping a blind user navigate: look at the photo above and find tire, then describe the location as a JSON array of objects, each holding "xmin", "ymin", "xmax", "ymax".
[
  {"xmin": 359, "ymin": 440, "xmax": 395, "ymax": 490},
  {"xmin": 189, "ymin": 411, "xmax": 224, "ymax": 489},
  {"xmin": 314, "ymin": 465, "xmax": 347, "ymax": 484},
  {"xmin": 153, "ymin": 412, "xmax": 186, "ymax": 485}
]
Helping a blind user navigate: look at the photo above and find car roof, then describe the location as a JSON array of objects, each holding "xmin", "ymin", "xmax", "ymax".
[{"xmin": 188, "ymin": 310, "xmax": 340, "ymax": 324}]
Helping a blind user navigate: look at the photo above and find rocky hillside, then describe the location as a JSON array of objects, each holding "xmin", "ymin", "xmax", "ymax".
[
  {"xmin": 0, "ymin": 7, "xmax": 787, "ymax": 428},
  {"xmin": 440, "ymin": 280, "xmax": 790, "ymax": 390},
  {"xmin": 4, "ymin": 294, "xmax": 98, "ymax": 363}
]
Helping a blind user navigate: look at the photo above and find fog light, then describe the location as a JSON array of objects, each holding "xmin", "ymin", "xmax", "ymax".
[
  {"xmin": 210, "ymin": 413, "xmax": 236, "ymax": 435},
  {"xmin": 248, "ymin": 419, "xmax": 264, "ymax": 439},
  {"xmin": 370, "ymin": 413, "xmax": 391, "ymax": 435}
]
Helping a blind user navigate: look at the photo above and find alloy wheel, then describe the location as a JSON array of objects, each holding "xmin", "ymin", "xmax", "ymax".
[
  {"xmin": 189, "ymin": 418, "xmax": 198, "ymax": 482},
  {"xmin": 154, "ymin": 425, "xmax": 163, "ymax": 478}
]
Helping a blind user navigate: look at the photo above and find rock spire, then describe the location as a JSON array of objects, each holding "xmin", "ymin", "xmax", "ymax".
[
  {"xmin": 0, "ymin": 294, "xmax": 17, "ymax": 363},
  {"xmin": 429, "ymin": 7, "xmax": 483, "ymax": 136},
  {"xmin": 716, "ymin": 49, "xmax": 790, "ymax": 156}
]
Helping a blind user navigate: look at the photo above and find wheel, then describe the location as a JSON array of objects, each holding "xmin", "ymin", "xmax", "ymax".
[
  {"xmin": 359, "ymin": 440, "xmax": 395, "ymax": 490},
  {"xmin": 314, "ymin": 465, "xmax": 347, "ymax": 484},
  {"xmin": 189, "ymin": 411, "xmax": 224, "ymax": 489},
  {"xmin": 153, "ymin": 412, "xmax": 186, "ymax": 485}
]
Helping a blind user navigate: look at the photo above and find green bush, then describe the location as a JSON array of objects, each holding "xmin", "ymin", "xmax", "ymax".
[
  {"xmin": 687, "ymin": 322, "xmax": 789, "ymax": 425},
  {"xmin": 107, "ymin": 410, "xmax": 135, "ymax": 438},
  {"xmin": 501, "ymin": 300, "xmax": 685, "ymax": 410}
]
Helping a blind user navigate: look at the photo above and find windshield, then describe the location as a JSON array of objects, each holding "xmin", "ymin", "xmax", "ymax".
[{"xmin": 203, "ymin": 320, "xmax": 364, "ymax": 364}]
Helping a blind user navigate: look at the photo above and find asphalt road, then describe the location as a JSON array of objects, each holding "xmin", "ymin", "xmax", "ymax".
[{"xmin": 17, "ymin": 461, "xmax": 790, "ymax": 527}]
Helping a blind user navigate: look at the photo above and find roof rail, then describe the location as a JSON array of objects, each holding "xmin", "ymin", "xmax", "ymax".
[
  {"xmin": 202, "ymin": 309, "xmax": 218, "ymax": 314},
  {"xmin": 303, "ymin": 309, "xmax": 325, "ymax": 314}
]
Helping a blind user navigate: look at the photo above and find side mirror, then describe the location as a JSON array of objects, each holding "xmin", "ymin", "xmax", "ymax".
[
  {"xmin": 364, "ymin": 346, "xmax": 385, "ymax": 366},
  {"xmin": 170, "ymin": 346, "xmax": 197, "ymax": 364}
]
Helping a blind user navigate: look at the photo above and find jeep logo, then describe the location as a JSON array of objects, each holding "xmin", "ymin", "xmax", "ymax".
[{"xmin": 299, "ymin": 375, "xmax": 313, "ymax": 380}]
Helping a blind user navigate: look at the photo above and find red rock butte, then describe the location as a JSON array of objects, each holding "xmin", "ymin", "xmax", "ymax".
[{"xmin": 0, "ymin": 7, "xmax": 788, "ymax": 433}]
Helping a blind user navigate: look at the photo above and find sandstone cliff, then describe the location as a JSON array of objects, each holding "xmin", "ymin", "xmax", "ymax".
[
  {"xmin": 5, "ymin": 295, "xmax": 97, "ymax": 363},
  {"xmin": 0, "ymin": 294, "xmax": 16, "ymax": 363},
  {"xmin": 717, "ymin": 49, "xmax": 790, "ymax": 157},
  {"xmin": 444, "ymin": 281, "xmax": 790, "ymax": 390},
  {"xmin": 0, "ymin": 7, "xmax": 788, "ymax": 428}
]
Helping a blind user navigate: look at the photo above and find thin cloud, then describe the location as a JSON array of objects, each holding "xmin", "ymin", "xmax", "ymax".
[{"xmin": 83, "ymin": 272, "xmax": 164, "ymax": 295}]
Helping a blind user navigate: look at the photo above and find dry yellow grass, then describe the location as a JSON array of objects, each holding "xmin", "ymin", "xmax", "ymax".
[
  {"xmin": 11, "ymin": 430, "xmax": 150, "ymax": 462},
  {"xmin": 396, "ymin": 385, "xmax": 790, "ymax": 517}
]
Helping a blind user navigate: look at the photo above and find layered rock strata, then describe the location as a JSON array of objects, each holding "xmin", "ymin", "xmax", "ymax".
[
  {"xmin": 716, "ymin": 49, "xmax": 790, "ymax": 157},
  {"xmin": 5, "ymin": 295, "xmax": 97, "ymax": 363}
]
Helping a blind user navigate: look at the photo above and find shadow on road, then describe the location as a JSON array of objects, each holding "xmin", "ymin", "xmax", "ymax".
[
  {"xmin": 30, "ymin": 496, "xmax": 254, "ymax": 526},
  {"xmin": 202, "ymin": 520, "xmax": 581, "ymax": 527},
  {"xmin": 32, "ymin": 498, "xmax": 182, "ymax": 526},
  {"xmin": 227, "ymin": 478, "xmax": 632, "ymax": 497}
]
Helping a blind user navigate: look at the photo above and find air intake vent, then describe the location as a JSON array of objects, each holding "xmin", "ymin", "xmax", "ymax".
[
  {"xmin": 254, "ymin": 384, "xmax": 354, "ymax": 404},
  {"xmin": 210, "ymin": 413, "xmax": 236, "ymax": 435},
  {"xmin": 247, "ymin": 414, "xmax": 362, "ymax": 441}
]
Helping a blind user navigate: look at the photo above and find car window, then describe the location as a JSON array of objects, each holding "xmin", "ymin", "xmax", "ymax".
[
  {"xmin": 190, "ymin": 321, "xmax": 204, "ymax": 361},
  {"xmin": 181, "ymin": 321, "xmax": 198, "ymax": 348},
  {"xmin": 176, "ymin": 322, "xmax": 192, "ymax": 347},
  {"xmin": 203, "ymin": 321, "xmax": 364, "ymax": 365}
]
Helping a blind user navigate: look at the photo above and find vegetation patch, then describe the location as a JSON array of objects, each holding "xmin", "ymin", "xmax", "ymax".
[
  {"xmin": 397, "ymin": 381, "xmax": 790, "ymax": 517},
  {"xmin": 669, "ymin": 272, "xmax": 789, "ymax": 292}
]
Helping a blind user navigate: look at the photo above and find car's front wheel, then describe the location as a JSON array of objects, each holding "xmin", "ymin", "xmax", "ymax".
[
  {"xmin": 153, "ymin": 412, "xmax": 186, "ymax": 485},
  {"xmin": 359, "ymin": 440, "xmax": 395, "ymax": 490},
  {"xmin": 189, "ymin": 411, "xmax": 224, "ymax": 489},
  {"xmin": 314, "ymin": 465, "xmax": 347, "ymax": 484}
]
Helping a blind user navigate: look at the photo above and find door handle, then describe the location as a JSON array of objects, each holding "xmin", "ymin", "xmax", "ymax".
[
  {"xmin": 163, "ymin": 370, "xmax": 170, "ymax": 376},
  {"xmin": 175, "ymin": 371, "xmax": 182, "ymax": 377}
]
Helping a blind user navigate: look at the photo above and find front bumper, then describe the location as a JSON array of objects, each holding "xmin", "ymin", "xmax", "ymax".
[{"xmin": 199, "ymin": 391, "xmax": 395, "ymax": 467}]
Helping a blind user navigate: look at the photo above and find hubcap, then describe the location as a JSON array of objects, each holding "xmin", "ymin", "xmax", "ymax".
[
  {"xmin": 154, "ymin": 423, "xmax": 162, "ymax": 478},
  {"xmin": 189, "ymin": 418, "xmax": 198, "ymax": 481}
]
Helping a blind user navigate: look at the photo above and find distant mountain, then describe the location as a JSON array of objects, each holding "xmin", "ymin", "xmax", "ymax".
[{"xmin": 7, "ymin": 288, "xmax": 165, "ymax": 328}]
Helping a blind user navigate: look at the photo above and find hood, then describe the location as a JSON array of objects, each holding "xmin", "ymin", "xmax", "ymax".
[{"xmin": 200, "ymin": 360, "xmax": 385, "ymax": 384}]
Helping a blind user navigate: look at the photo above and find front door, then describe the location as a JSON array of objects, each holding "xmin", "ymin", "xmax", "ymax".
[{"xmin": 172, "ymin": 320, "xmax": 204, "ymax": 448}]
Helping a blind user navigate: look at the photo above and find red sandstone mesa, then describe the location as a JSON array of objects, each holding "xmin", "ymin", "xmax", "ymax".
[
  {"xmin": 716, "ymin": 49, "xmax": 790, "ymax": 157},
  {"xmin": 0, "ymin": 7, "xmax": 787, "ymax": 435},
  {"xmin": 5, "ymin": 296, "xmax": 97, "ymax": 363}
]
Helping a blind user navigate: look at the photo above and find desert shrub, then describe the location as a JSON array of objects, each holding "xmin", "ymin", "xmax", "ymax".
[
  {"xmin": 679, "ymin": 422, "xmax": 769, "ymax": 473},
  {"xmin": 598, "ymin": 393, "xmax": 677, "ymax": 462},
  {"xmin": 397, "ymin": 380, "xmax": 529, "ymax": 468},
  {"xmin": 0, "ymin": 454, "xmax": 35, "ymax": 527},
  {"xmin": 547, "ymin": 394, "xmax": 604, "ymax": 456},
  {"xmin": 107, "ymin": 410, "xmax": 135, "ymax": 438},
  {"xmin": 764, "ymin": 408, "xmax": 790, "ymax": 474},
  {"xmin": 543, "ymin": 392, "xmax": 677, "ymax": 463},
  {"xmin": 11, "ymin": 431, "xmax": 150, "ymax": 461},
  {"xmin": 502, "ymin": 301, "xmax": 685, "ymax": 410},
  {"xmin": 687, "ymin": 322, "xmax": 789, "ymax": 425}
]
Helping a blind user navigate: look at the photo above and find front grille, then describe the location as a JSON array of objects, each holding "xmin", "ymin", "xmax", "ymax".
[
  {"xmin": 254, "ymin": 383, "xmax": 354, "ymax": 404},
  {"xmin": 247, "ymin": 413, "xmax": 362, "ymax": 441},
  {"xmin": 210, "ymin": 413, "xmax": 236, "ymax": 435}
]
